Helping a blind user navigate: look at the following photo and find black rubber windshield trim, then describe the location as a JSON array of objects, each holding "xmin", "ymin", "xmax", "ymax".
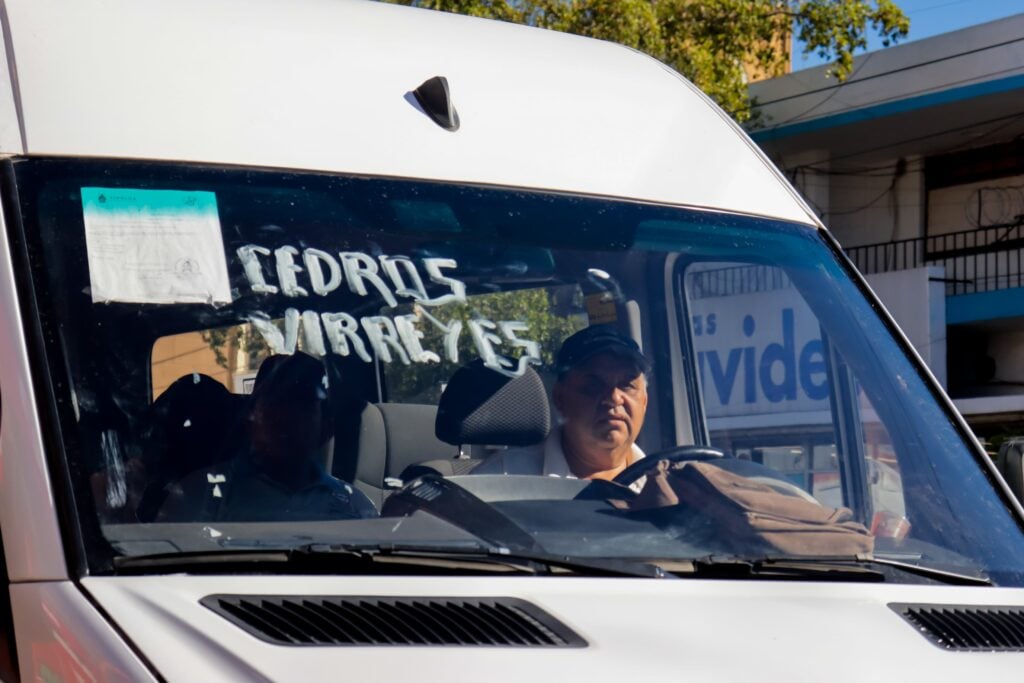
[{"xmin": 2, "ymin": 158, "xmax": 113, "ymax": 576}]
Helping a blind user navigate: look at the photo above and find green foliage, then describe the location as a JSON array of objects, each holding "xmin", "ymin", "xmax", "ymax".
[
  {"xmin": 200, "ymin": 323, "xmax": 273, "ymax": 372},
  {"xmin": 385, "ymin": 287, "xmax": 586, "ymax": 404},
  {"xmin": 796, "ymin": 0, "xmax": 908, "ymax": 77},
  {"xmin": 404, "ymin": 0, "xmax": 524, "ymax": 20},
  {"xmin": 200, "ymin": 327, "xmax": 233, "ymax": 369},
  {"xmin": 197, "ymin": 289, "xmax": 583, "ymax": 403},
  {"xmin": 383, "ymin": 0, "xmax": 909, "ymax": 122}
]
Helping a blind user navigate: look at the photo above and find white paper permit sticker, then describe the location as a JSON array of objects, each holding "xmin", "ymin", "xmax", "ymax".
[{"xmin": 80, "ymin": 187, "xmax": 233, "ymax": 305}]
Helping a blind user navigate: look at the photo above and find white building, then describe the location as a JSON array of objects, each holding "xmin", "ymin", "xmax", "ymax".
[{"xmin": 749, "ymin": 13, "xmax": 1024, "ymax": 445}]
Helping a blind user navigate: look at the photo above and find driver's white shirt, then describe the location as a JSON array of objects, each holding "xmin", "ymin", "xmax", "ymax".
[{"xmin": 471, "ymin": 428, "xmax": 646, "ymax": 493}]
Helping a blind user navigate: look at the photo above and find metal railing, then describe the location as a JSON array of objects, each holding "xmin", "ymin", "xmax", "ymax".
[
  {"xmin": 687, "ymin": 264, "xmax": 792, "ymax": 300},
  {"xmin": 845, "ymin": 221, "xmax": 1024, "ymax": 296},
  {"xmin": 684, "ymin": 222, "xmax": 1024, "ymax": 299}
]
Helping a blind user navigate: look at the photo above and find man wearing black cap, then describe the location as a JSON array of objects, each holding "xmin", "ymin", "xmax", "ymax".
[{"xmin": 473, "ymin": 326, "xmax": 649, "ymax": 490}]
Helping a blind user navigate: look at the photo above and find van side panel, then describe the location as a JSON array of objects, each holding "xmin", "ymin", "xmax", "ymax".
[
  {"xmin": 0, "ymin": 6, "xmax": 21, "ymax": 156},
  {"xmin": 11, "ymin": 582, "xmax": 156, "ymax": 682},
  {"xmin": 0, "ymin": 193, "xmax": 67, "ymax": 581}
]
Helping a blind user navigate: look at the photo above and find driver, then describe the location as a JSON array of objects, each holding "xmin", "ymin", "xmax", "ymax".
[{"xmin": 472, "ymin": 326, "xmax": 650, "ymax": 492}]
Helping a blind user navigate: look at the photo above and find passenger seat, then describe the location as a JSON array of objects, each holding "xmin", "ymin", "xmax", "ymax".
[
  {"xmin": 402, "ymin": 361, "xmax": 551, "ymax": 481},
  {"xmin": 348, "ymin": 402, "xmax": 456, "ymax": 510},
  {"xmin": 136, "ymin": 373, "xmax": 242, "ymax": 521},
  {"xmin": 342, "ymin": 362, "xmax": 552, "ymax": 509}
]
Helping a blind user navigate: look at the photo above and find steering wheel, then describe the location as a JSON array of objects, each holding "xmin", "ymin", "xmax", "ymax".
[
  {"xmin": 612, "ymin": 445, "xmax": 727, "ymax": 487},
  {"xmin": 613, "ymin": 447, "xmax": 823, "ymax": 504}
]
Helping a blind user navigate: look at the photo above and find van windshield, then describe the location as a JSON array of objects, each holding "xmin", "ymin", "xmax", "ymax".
[{"xmin": 14, "ymin": 158, "xmax": 1024, "ymax": 584}]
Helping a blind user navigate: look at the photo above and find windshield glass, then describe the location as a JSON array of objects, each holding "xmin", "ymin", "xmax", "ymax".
[{"xmin": 14, "ymin": 158, "xmax": 1024, "ymax": 584}]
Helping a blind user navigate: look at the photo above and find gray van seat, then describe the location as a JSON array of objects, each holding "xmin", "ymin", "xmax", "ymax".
[
  {"xmin": 401, "ymin": 362, "xmax": 551, "ymax": 481},
  {"xmin": 435, "ymin": 362, "xmax": 550, "ymax": 446},
  {"xmin": 136, "ymin": 372, "xmax": 243, "ymax": 522},
  {"xmin": 350, "ymin": 402, "xmax": 457, "ymax": 509}
]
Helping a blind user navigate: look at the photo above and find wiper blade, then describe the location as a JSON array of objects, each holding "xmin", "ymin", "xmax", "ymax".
[
  {"xmin": 113, "ymin": 549, "xmax": 292, "ymax": 572},
  {"xmin": 112, "ymin": 543, "xmax": 668, "ymax": 578},
  {"xmin": 111, "ymin": 545, "xmax": 524, "ymax": 576},
  {"xmin": 661, "ymin": 556, "xmax": 885, "ymax": 582},
  {"xmin": 864, "ymin": 555, "xmax": 991, "ymax": 586},
  {"xmin": 301, "ymin": 542, "xmax": 670, "ymax": 579},
  {"xmin": 659, "ymin": 555, "xmax": 991, "ymax": 585}
]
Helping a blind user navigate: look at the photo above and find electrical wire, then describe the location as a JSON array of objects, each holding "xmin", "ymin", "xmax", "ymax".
[
  {"xmin": 790, "ymin": 111, "xmax": 1024, "ymax": 170},
  {"xmin": 757, "ymin": 34, "xmax": 1024, "ymax": 108},
  {"xmin": 821, "ymin": 169, "xmax": 904, "ymax": 218},
  {"xmin": 809, "ymin": 170, "xmax": 1024, "ymax": 226},
  {"xmin": 822, "ymin": 188, "xmax": 893, "ymax": 217},
  {"xmin": 760, "ymin": 62, "xmax": 1024, "ymax": 131},
  {"xmin": 910, "ymin": 0, "xmax": 973, "ymax": 14},
  {"xmin": 762, "ymin": 54, "xmax": 875, "ymax": 127},
  {"xmin": 799, "ymin": 162, "xmax": 926, "ymax": 177}
]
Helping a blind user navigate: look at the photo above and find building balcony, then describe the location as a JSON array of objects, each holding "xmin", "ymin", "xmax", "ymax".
[
  {"xmin": 845, "ymin": 221, "xmax": 1024, "ymax": 426},
  {"xmin": 846, "ymin": 220, "xmax": 1024, "ymax": 304}
]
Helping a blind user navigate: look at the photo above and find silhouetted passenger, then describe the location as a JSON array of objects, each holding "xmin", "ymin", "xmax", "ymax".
[
  {"xmin": 136, "ymin": 373, "xmax": 239, "ymax": 521},
  {"xmin": 158, "ymin": 353, "xmax": 376, "ymax": 522}
]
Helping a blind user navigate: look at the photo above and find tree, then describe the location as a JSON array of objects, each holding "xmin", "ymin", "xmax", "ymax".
[
  {"xmin": 384, "ymin": 0, "xmax": 909, "ymax": 122},
  {"xmin": 384, "ymin": 287, "xmax": 586, "ymax": 403}
]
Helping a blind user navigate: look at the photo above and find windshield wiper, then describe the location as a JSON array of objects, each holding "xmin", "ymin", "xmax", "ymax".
[
  {"xmin": 863, "ymin": 555, "xmax": 991, "ymax": 586},
  {"xmin": 656, "ymin": 555, "xmax": 991, "ymax": 585},
  {"xmin": 112, "ymin": 543, "xmax": 669, "ymax": 579},
  {"xmin": 297, "ymin": 542, "xmax": 670, "ymax": 579},
  {"xmin": 113, "ymin": 549, "xmax": 294, "ymax": 573},
  {"xmin": 658, "ymin": 556, "xmax": 886, "ymax": 582}
]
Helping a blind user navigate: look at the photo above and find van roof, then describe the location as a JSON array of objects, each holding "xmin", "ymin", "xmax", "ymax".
[{"xmin": 0, "ymin": 0, "xmax": 816, "ymax": 226}]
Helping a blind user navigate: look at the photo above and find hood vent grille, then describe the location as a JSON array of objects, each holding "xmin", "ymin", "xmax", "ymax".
[
  {"xmin": 202, "ymin": 595, "xmax": 586, "ymax": 647},
  {"xmin": 891, "ymin": 603, "xmax": 1024, "ymax": 651}
]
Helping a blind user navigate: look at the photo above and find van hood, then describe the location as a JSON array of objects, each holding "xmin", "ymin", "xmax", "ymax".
[{"xmin": 82, "ymin": 575, "xmax": 1024, "ymax": 682}]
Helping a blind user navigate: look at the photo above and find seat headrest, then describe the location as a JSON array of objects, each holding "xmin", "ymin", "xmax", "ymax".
[
  {"xmin": 435, "ymin": 361, "xmax": 550, "ymax": 446},
  {"xmin": 146, "ymin": 372, "xmax": 242, "ymax": 480}
]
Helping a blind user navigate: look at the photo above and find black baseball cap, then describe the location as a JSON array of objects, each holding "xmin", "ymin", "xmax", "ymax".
[{"xmin": 555, "ymin": 326, "xmax": 650, "ymax": 376}]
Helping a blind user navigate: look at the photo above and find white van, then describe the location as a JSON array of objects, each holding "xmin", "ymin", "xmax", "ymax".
[{"xmin": 1, "ymin": 0, "xmax": 1023, "ymax": 681}]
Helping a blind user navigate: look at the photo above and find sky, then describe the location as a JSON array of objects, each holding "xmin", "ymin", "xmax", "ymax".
[{"xmin": 793, "ymin": 0, "xmax": 1024, "ymax": 71}]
